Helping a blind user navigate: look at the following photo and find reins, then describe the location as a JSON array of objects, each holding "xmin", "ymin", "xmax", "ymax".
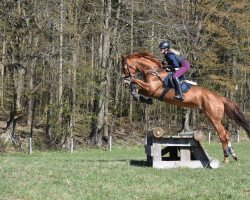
[
  {"xmin": 123, "ymin": 60, "xmax": 136, "ymax": 79},
  {"xmin": 123, "ymin": 58, "xmax": 165, "ymax": 82},
  {"xmin": 145, "ymin": 68, "xmax": 165, "ymax": 82},
  {"xmin": 145, "ymin": 68, "xmax": 165, "ymax": 75}
]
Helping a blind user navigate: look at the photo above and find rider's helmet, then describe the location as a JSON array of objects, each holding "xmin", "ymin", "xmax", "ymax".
[{"xmin": 159, "ymin": 41, "xmax": 171, "ymax": 50}]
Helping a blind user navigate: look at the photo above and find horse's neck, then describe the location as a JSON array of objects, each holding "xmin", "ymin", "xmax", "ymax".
[{"xmin": 137, "ymin": 59, "xmax": 161, "ymax": 72}]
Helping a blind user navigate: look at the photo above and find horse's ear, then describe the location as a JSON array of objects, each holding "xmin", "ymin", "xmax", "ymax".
[{"xmin": 121, "ymin": 55, "xmax": 125, "ymax": 62}]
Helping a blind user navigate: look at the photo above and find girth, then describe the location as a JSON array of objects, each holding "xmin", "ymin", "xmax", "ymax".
[
  {"xmin": 145, "ymin": 68, "xmax": 165, "ymax": 76},
  {"xmin": 145, "ymin": 68, "xmax": 165, "ymax": 82}
]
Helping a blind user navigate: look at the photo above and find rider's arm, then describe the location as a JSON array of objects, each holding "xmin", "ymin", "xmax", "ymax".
[
  {"xmin": 167, "ymin": 53, "xmax": 180, "ymax": 68},
  {"xmin": 162, "ymin": 59, "xmax": 174, "ymax": 70}
]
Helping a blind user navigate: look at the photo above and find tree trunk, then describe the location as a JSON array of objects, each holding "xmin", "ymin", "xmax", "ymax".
[
  {"xmin": 58, "ymin": 0, "xmax": 65, "ymax": 146},
  {"xmin": 90, "ymin": 0, "xmax": 111, "ymax": 146},
  {"xmin": 129, "ymin": 0, "xmax": 134, "ymax": 124},
  {"xmin": 181, "ymin": 108, "xmax": 191, "ymax": 132},
  {"xmin": 1, "ymin": 63, "xmax": 24, "ymax": 147},
  {"xmin": 58, "ymin": 0, "xmax": 64, "ymax": 123},
  {"xmin": 1, "ymin": 1, "xmax": 25, "ymax": 146},
  {"xmin": 190, "ymin": 109, "xmax": 197, "ymax": 129},
  {"xmin": 89, "ymin": 35, "xmax": 95, "ymax": 112},
  {"xmin": 0, "ymin": 32, "xmax": 6, "ymax": 108},
  {"xmin": 45, "ymin": 82, "xmax": 53, "ymax": 142},
  {"xmin": 27, "ymin": 36, "xmax": 38, "ymax": 126}
]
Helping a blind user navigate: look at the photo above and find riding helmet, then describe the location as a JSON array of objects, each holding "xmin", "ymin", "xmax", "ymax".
[{"xmin": 159, "ymin": 41, "xmax": 170, "ymax": 49}]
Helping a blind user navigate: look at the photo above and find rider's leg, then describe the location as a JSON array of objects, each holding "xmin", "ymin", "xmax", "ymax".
[
  {"xmin": 173, "ymin": 60, "xmax": 190, "ymax": 78},
  {"xmin": 172, "ymin": 60, "xmax": 190, "ymax": 100},
  {"xmin": 172, "ymin": 77, "xmax": 184, "ymax": 100}
]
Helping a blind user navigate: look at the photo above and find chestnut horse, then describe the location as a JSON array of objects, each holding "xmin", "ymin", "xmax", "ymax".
[{"xmin": 121, "ymin": 52, "xmax": 250, "ymax": 163}]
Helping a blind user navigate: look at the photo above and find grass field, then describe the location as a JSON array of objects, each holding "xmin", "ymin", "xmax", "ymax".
[{"xmin": 0, "ymin": 142, "xmax": 250, "ymax": 200}]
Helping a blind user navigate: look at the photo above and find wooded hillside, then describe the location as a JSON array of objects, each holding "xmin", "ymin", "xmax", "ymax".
[{"xmin": 0, "ymin": 0, "xmax": 249, "ymax": 149}]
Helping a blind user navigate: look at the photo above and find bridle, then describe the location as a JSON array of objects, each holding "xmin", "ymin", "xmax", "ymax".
[
  {"xmin": 123, "ymin": 60, "xmax": 137, "ymax": 79},
  {"xmin": 123, "ymin": 58, "xmax": 164, "ymax": 83}
]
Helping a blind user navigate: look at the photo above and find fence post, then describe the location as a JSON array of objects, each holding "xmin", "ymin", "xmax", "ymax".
[
  {"xmin": 109, "ymin": 135, "xmax": 112, "ymax": 151},
  {"xmin": 70, "ymin": 138, "xmax": 73, "ymax": 153},
  {"xmin": 29, "ymin": 137, "xmax": 32, "ymax": 154},
  {"xmin": 237, "ymin": 130, "xmax": 240, "ymax": 143}
]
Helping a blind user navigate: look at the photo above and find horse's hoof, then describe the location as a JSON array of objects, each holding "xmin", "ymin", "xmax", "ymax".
[
  {"xmin": 223, "ymin": 158, "xmax": 229, "ymax": 163},
  {"xmin": 139, "ymin": 96, "xmax": 153, "ymax": 105},
  {"xmin": 232, "ymin": 153, "xmax": 238, "ymax": 161}
]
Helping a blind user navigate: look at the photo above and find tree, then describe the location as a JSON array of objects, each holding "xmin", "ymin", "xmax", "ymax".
[{"xmin": 90, "ymin": 0, "xmax": 112, "ymax": 146}]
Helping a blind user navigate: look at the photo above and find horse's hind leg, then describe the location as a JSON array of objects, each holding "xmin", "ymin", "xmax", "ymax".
[
  {"xmin": 210, "ymin": 120, "xmax": 238, "ymax": 162},
  {"xmin": 227, "ymin": 137, "xmax": 238, "ymax": 161},
  {"xmin": 203, "ymin": 103, "xmax": 238, "ymax": 163},
  {"xmin": 213, "ymin": 121, "xmax": 230, "ymax": 163}
]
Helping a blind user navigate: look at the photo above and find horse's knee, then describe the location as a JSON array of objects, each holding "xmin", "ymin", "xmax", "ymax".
[
  {"xmin": 130, "ymin": 83, "xmax": 138, "ymax": 92},
  {"xmin": 218, "ymin": 130, "xmax": 230, "ymax": 142},
  {"xmin": 219, "ymin": 134, "xmax": 228, "ymax": 142}
]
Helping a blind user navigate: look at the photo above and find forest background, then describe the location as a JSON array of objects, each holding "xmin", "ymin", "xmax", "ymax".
[{"xmin": 0, "ymin": 0, "xmax": 249, "ymax": 150}]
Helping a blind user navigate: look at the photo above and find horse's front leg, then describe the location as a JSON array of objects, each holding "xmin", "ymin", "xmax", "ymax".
[
  {"xmin": 131, "ymin": 79, "xmax": 151, "ymax": 94},
  {"xmin": 130, "ymin": 79, "xmax": 153, "ymax": 104}
]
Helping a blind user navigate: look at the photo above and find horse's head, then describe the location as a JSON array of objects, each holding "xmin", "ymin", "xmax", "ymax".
[
  {"xmin": 121, "ymin": 55, "xmax": 137, "ymax": 80},
  {"xmin": 121, "ymin": 52, "xmax": 163, "ymax": 81}
]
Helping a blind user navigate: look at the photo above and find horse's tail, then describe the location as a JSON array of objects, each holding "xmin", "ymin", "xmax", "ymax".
[{"xmin": 223, "ymin": 97, "xmax": 250, "ymax": 137}]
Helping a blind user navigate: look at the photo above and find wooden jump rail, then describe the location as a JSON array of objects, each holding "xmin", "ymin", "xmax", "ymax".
[{"xmin": 145, "ymin": 127, "xmax": 220, "ymax": 169}]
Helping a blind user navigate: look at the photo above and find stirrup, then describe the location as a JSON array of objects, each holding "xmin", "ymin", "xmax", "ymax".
[{"xmin": 174, "ymin": 93, "xmax": 184, "ymax": 101}]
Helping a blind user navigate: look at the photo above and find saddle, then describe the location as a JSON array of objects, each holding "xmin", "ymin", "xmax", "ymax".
[
  {"xmin": 164, "ymin": 72, "xmax": 194, "ymax": 92},
  {"xmin": 159, "ymin": 72, "xmax": 197, "ymax": 101},
  {"xmin": 129, "ymin": 72, "xmax": 197, "ymax": 104}
]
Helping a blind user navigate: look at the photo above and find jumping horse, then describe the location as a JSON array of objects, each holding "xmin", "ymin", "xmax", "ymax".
[{"xmin": 121, "ymin": 52, "xmax": 250, "ymax": 163}]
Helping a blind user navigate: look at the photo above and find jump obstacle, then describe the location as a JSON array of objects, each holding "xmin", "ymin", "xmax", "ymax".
[{"xmin": 145, "ymin": 127, "xmax": 220, "ymax": 169}]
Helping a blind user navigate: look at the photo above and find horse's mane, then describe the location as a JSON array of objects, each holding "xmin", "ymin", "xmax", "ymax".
[{"xmin": 126, "ymin": 52, "xmax": 162, "ymax": 67}]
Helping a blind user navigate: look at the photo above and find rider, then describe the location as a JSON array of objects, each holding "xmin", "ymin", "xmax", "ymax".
[{"xmin": 159, "ymin": 41, "xmax": 190, "ymax": 101}]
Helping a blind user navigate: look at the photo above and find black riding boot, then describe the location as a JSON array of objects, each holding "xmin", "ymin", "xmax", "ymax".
[{"xmin": 172, "ymin": 77, "xmax": 184, "ymax": 100}]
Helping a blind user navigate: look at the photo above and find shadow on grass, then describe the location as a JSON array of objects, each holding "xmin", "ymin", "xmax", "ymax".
[
  {"xmin": 130, "ymin": 160, "xmax": 150, "ymax": 167},
  {"xmin": 80, "ymin": 159, "xmax": 150, "ymax": 167},
  {"xmin": 81, "ymin": 159, "xmax": 130, "ymax": 162}
]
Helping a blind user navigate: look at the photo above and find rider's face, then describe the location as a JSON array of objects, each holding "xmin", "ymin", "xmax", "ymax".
[{"xmin": 160, "ymin": 48, "xmax": 167, "ymax": 54}]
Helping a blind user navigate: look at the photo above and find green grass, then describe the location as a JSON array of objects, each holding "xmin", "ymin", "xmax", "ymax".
[{"xmin": 0, "ymin": 142, "xmax": 250, "ymax": 200}]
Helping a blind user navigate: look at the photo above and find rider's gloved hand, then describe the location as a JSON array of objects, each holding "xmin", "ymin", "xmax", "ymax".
[
  {"xmin": 163, "ymin": 64, "xmax": 168, "ymax": 69},
  {"xmin": 161, "ymin": 61, "xmax": 167, "ymax": 69}
]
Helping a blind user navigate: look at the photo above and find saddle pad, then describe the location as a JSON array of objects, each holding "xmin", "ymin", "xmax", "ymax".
[
  {"xmin": 181, "ymin": 82, "xmax": 192, "ymax": 93},
  {"xmin": 159, "ymin": 82, "xmax": 192, "ymax": 101}
]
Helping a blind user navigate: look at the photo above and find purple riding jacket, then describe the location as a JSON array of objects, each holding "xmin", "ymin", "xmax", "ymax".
[{"xmin": 164, "ymin": 51, "xmax": 190, "ymax": 78}]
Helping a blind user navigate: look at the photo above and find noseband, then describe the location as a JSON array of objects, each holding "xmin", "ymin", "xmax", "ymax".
[
  {"xmin": 123, "ymin": 60, "xmax": 137, "ymax": 79},
  {"xmin": 123, "ymin": 59, "xmax": 165, "ymax": 84}
]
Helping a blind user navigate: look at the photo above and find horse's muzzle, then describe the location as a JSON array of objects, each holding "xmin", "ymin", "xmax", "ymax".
[{"xmin": 123, "ymin": 77, "xmax": 132, "ymax": 86}]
